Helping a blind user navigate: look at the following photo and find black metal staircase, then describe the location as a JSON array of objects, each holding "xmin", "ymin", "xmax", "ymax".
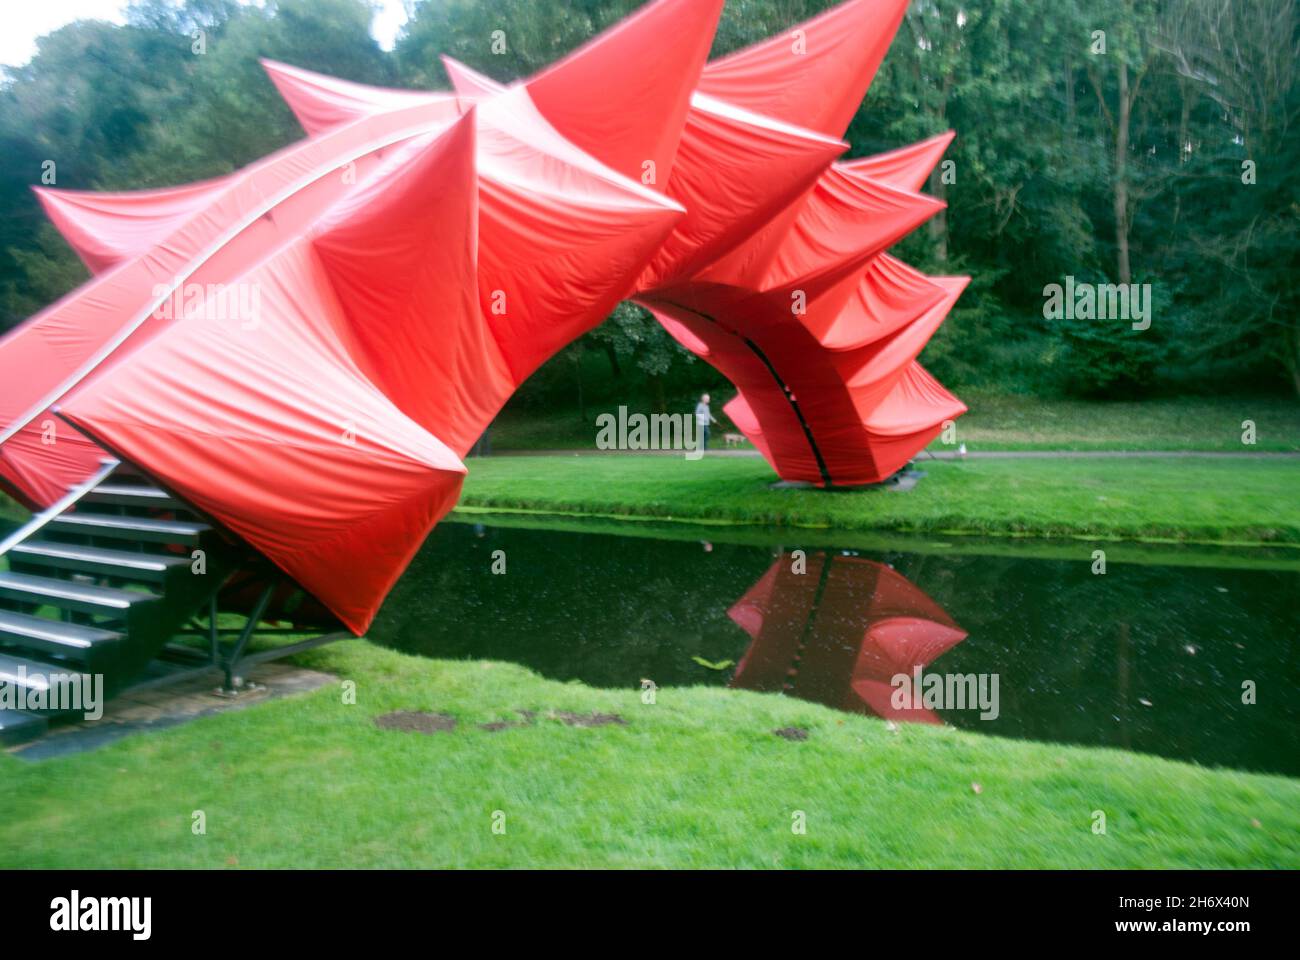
[{"xmin": 0, "ymin": 459, "xmax": 335, "ymax": 745}]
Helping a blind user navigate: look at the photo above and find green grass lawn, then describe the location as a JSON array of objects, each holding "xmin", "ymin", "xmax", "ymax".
[
  {"xmin": 1, "ymin": 407, "xmax": 1295, "ymax": 870},
  {"xmin": 1, "ymin": 640, "xmax": 1295, "ymax": 869},
  {"xmin": 456, "ymin": 455, "xmax": 1300, "ymax": 547},
  {"xmin": 933, "ymin": 391, "xmax": 1300, "ymax": 452},
  {"xmin": 0, "ymin": 495, "xmax": 24, "ymax": 526},
  {"xmin": 491, "ymin": 392, "xmax": 1300, "ymax": 452}
]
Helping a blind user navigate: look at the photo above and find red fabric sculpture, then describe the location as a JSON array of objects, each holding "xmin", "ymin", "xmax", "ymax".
[{"xmin": 0, "ymin": 0, "xmax": 964, "ymax": 632}]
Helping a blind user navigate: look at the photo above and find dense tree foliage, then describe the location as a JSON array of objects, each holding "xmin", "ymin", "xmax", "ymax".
[{"xmin": 0, "ymin": 0, "xmax": 1295, "ymax": 402}]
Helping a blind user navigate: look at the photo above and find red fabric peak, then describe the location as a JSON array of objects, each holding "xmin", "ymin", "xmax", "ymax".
[{"xmin": 698, "ymin": 0, "xmax": 909, "ymax": 138}]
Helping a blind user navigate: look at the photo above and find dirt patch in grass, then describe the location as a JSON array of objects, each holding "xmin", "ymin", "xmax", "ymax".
[
  {"xmin": 479, "ymin": 709, "xmax": 540, "ymax": 732},
  {"xmin": 377, "ymin": 708, "xmax": 626, "ymax": 734},
  {"xmin": 374, "ymin": 711, "xmax": 457, "ymax": 734},
  {"xmin": 553, "ymin": 711, "xmax": 626, "ymax": 728},
  {"xmin": 773, "ymin": 726, "xmax": 809, "ymax": 741},
  {"xmin": 479, "ymin": 719, "xmax": 531, "ymax": 732}
]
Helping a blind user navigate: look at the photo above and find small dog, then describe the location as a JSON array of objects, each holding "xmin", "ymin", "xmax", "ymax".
[{"xmin": 723, "ymin": 432, "xmax": 745, "ymax": 448}]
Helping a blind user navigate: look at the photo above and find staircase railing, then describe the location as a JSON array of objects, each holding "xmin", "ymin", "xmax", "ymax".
[{"xmin": 0, "ymin": 458, "xmax": 119, "ymax": 559}]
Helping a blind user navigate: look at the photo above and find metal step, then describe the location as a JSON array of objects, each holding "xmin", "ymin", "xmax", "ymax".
[
  {"xmin": 0, "ymin": 462, "xmax": 253, "ymax": 745},
  {"xmin": 0, "ymin": 609, "xmax": 122, "ymax": 663},
  {"xmin": 0, "ymin": 709, "xmax": 47, "ymax": 746},
  {"xmin": 0, "ymin": 651, "xmax": 94, "ymax": 693},
  {"xmin": 47, "ymin": 513, "xmax": 211, "ymax": 545},
  {"xmin": 0, "ymin": 652, "xmax": 55, "ymax": 694},
  {"xmin": 9, "ymin": 540, "xmax": 190, "ymax": 583},
  {"xmin": 0, "ymin": 571, "xmax": 159, "ymax": 617},
  {"xmin": 82, "ymin": 483, "xmax": 188, "ymax": 511},
  {"xmin": 0, "ymin": 652, "xmax": 97, "ymax": 722}
]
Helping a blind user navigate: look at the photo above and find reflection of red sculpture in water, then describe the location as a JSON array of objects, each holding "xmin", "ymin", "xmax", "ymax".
[{"xmin": 729, "ymin": 552, "xmax": 966, "ymax": 724}]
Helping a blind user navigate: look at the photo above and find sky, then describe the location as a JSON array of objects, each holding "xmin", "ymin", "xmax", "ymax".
[{"xmin": 0, "ymin": 0, "xmax": 412, "ymax": 68}]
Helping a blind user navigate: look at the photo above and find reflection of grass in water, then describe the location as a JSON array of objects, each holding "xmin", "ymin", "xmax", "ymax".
[
  {"xmin": 457, "ymin": 455, "xmax": 1300, "ymax": 547},
  {"xmin": 1, "ymin": 639, "xmax": 1295, "ymax": 868},
  {"xmin": 447, "ymin": 513, "xmax": 1300, "ymax": 573}
]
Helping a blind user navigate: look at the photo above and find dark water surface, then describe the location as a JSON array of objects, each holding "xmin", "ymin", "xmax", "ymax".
[{"xmin": 369, "ymin": 520, "xmax": 1300, "ymax": 777}]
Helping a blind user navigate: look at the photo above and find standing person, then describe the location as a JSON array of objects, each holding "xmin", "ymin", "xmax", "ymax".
[{"xmin": 694, "ymin": 393, "xmax": 717, "ymax": 452}]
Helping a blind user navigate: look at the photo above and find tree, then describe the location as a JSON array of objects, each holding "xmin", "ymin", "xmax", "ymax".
[{"xmin": 1154, "ymin": 0, "xmax": 1300, "ymax": 392}]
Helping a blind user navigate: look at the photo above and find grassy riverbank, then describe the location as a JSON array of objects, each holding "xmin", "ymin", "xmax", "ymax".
[
  {"xmin": 456, "ymin": 455, "xmax": 1300, "ymax": 547},
  {"xmin": 1, "ymin": 639, "xmax": 1295, "ymax": 869}
]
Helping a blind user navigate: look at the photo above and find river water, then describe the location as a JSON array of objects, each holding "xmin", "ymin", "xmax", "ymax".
[{"xmin": 366, "ymin": 518, "xmax": 1300, "ymax": 777}]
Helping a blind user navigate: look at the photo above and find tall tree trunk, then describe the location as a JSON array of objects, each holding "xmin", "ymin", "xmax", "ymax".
[
  {"xmin": 928, "ymin": 75, "xmax": 954, "ymax": 263},
  {"xmin": 1065, "ymin": 57, "xmax": 1076, "ymax": 132},
  {"xmin": 1177, "ymin": 78, "xmax": 1191, "ymax": 164},
  {"xmin": 572, "ymin": 354, "xmax": 585, "ymax": 422},
  {"xmin": 1114, "ymin": 60, "xmax": 1132, "ymax": 285},
  {"xmin": 1287, "ymin": 321, "xmax": 1300, "ymax": 397},
  {"xmin": 603, "ymin": 342, "xmax": 622, "ymax": 378},
  {"xmin": 650, "ymin": 373, "xmax": 667, "ymax": 414},
  {"xmin": 928, "ymin": 166, "xmax": 949, "ymax": 263}
]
